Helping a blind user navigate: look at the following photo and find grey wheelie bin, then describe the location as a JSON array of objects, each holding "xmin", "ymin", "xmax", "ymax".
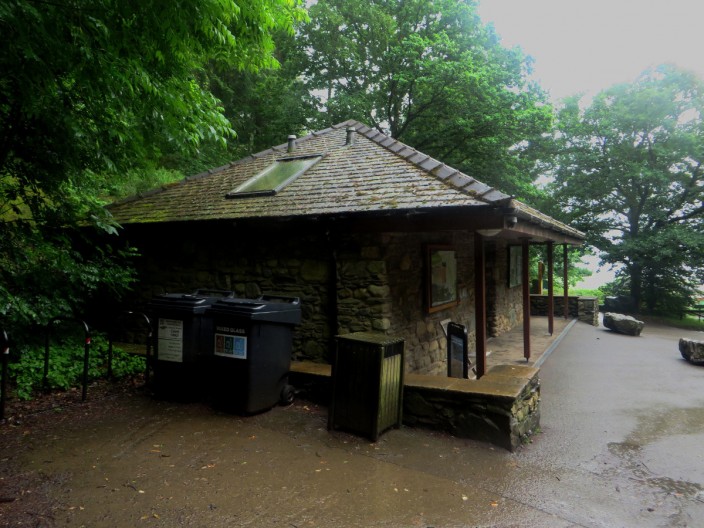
[
  {"xmin": 204, "ymin": 295, "xmax": 301, "ymax": 414},
  {"xmin": 148, "ymin": 290, "xmax": 232, "ymax": 400}
]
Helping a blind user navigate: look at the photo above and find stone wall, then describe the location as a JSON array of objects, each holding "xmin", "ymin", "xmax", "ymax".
[
  {"xmin": 334, "ymin": 233, "xmax": 392, "ymax": 336},
  {"xmin": 124, "ymin": 224, "xmax": 525, "ymax": 374},
  {"xmin": 333, "ymin": 233, "xmax": 525, "ymax": 375},
  {"xmin": 578, "ymin": 297, "xmax": 600, "ymax": 326},
  {"xmin": 126, "ymin": 225, "xmax": 334, "ymax": 362},
  {"xmin": 384, "ymin": 231, "xmax": 476, "ymax": 375},
  {"xmin": 486, "ymin": 242, "xmax": 522, "ymax": 337},
  {"xmin": 401, "ymin": 364, "xmax": 540, "ymax": 451},
  {"xmin": 530, "ymin": 295, "xmax": 599, "ymax": 326}
]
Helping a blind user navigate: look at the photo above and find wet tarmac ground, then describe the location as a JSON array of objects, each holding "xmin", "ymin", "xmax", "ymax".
[{"xmin": 1, "ymin": 319, "xmax": 703, "ymax": 527}]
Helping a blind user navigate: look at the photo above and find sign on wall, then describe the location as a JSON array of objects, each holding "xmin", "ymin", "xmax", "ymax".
[
  {"xmin": 426, "ymin": 245, "xmax": 459, "ymax": 313},
  {"xmin": 508, "ymin": 245, "xmax": 522, "ymax": 288}
]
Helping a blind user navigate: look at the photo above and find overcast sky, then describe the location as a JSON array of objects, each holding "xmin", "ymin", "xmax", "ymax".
[
  {"xmin": 473, "ymin": 1, "xmax": 704, "ymax": 286},
  {"xmin": 477, "ymin": 0, "xmax": 704, "ymax": 101}
]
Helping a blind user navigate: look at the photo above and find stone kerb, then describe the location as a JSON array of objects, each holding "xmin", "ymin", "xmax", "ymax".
[
  {"xmin": 603, "ymin": 312, "xmax": 645, "ymax": 336},
  {"xmin": 679, "ymin": 338, "xmax": 704, "ymax": 365}
]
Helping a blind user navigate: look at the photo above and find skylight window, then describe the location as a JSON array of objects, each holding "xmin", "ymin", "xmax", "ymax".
[{"xmin": 226, "ymin": 154, "xmax": 322, "ymax": 198}]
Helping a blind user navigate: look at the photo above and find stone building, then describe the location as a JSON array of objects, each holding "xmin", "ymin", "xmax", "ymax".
[{"xmin": 108, "ymin": 120, "xmax": 585, "ymax": 377}]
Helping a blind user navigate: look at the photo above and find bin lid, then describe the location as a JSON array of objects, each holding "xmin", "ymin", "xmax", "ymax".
[
  {"xmin": 148, "ymin": 293, "xmax": 214, "ymax": 314},
  {"xmin": 336, "ymin": 331, "xmax": 404, "ymax": 346},
  {"xmin": 207, "ymin": 297, "xmax": 301, "ymax": 325}
]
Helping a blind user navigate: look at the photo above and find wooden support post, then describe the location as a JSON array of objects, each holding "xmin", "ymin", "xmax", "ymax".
[
  {"xmin": 563, "ymin": 245, "xmax": 569, "ymax": 319},
  {"xmin": 522, "ymin": 238, "xmax": 531, "ymax": 361},
  {"xmin": 547, "ymin": 241, "xmax": 554, "ymax": 335},
  {"xmin": 474, "ymin": 232, "xmax": 486, "ymax": 379}
]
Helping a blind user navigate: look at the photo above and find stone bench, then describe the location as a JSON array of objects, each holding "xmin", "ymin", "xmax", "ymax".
[
  {"xmin": 679, "ymin": 338, "xmax": 704, "ymax": 365},
  {"xmin": 290, "ymin": 361, "xmax": 540, "ymax": 451}
]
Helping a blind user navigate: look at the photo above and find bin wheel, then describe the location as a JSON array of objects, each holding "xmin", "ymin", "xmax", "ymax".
[{"xmin": 280, "ymin": 384, "xmax": 295, "ymax": 406}]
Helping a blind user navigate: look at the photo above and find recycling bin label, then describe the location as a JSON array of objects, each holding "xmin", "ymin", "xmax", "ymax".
[
  {"xmin": 214, "ymin": 326, "xmax": 247, "ymax": 359},
  {"xmin": 158, "ymin": 318, "xmax": 184, "ymax": 362}
]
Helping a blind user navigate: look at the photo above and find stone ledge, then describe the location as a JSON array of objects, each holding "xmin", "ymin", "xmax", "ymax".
[
  {"xmin": 405, "ymin": 368, "xmax": 536, "ymax": 402},
  {"xmin": 290, "ymin": 361, "xmax": 540, "ymax": 451}
]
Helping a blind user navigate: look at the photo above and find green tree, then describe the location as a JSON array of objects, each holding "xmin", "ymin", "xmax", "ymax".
[
  {"xmin": 299, "ymin": 0, "xmax": 552, "ymax": 200},
  {"xmin": 550, "ymin": 65, "xmax": 704, "ymax": 314},
  {"xmin": 0, "ymin": 0, "xmax": 303, "ymax": 333},
  {"xmin": 207, "ymin": 27, "xmax": 318, "ymax": 160}
]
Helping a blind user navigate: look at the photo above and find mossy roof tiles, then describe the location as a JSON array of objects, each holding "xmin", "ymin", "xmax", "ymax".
[{"xmin": 107, "ymin": 120, "xmax": 584, "ymax": 241}]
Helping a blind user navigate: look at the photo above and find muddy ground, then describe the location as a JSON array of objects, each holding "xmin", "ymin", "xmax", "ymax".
[
  {"xmin": 1, "ymin": 319, "xmax": 703, "ymax": 527},
  {"xmin": 0, "ymin": 378, "xmax": 145, "ymax": 526}
]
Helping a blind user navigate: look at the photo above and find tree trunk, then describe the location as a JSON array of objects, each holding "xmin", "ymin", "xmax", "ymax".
[{"xmin": 630, "ymin": 264, "xmax": 642, "ymax": 314}]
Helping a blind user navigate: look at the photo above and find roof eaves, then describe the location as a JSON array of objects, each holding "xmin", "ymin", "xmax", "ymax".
[
  {"xmin": 481, "ymin": 189, "xmax": 513, "ymax": 204},
  {"xmin": 511, "ymin": 200, "xmax": 586, "ymax": 240}
]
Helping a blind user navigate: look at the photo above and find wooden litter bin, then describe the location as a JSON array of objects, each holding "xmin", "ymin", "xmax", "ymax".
[{"xmin": 328, "ymin": 332, "xmax": 405, "ymax": 441}]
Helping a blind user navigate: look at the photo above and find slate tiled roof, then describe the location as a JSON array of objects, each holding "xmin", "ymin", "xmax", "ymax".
[{"xmin": 107, "ymin": 120, "xmax": 583, "ymax": 241}]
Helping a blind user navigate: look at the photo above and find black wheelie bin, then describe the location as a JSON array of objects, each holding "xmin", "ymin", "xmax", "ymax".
[
  {"xmin": 148, "ymin": 290, "xmax": 232, "ymax": 400},
  {"xmin": 204, "ymin": 295, "xmax": 301, "ymax": 414}
]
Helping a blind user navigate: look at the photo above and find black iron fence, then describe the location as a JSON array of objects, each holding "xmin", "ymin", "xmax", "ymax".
[{"xmin": 0, "ymin": 311, "xmax": 153, "ymax": 416}]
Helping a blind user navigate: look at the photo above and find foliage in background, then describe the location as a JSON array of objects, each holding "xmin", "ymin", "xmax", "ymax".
[
  {"xmin": 208, "ymin": 28, "xmax": 318, "ymax": 160},
  {"xmin": 548, "ymin": 65, "xmax": 704, "ymax": 314},
  {"xmin": 0, "ymin": 224, "xmax": 138, "ymax": 342},
  {"xmin": 529, "ymin": 244, "xmax": 592, "ymax": 290},
  {"xmin": 293, "ymin": 0, "xmax": 553, "ymax": 202},
  {"xmin": 189, "ymin": 0, "xmax": 556, "ymax": 204},
  {"xmin": 99, "ymin": 167, "xmax": 185, "ymax": 202},
  {"xmin": 0, "ymin": 0, "xmax": 305, "ymax": 337},
  {"xmin": 7, "ymin": 334, "xmax": 145, "ymax": 400}
]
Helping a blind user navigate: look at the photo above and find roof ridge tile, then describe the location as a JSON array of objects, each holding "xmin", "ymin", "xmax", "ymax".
[
  {"xmin": 250, "ymin": 149, "xmax": 275, "ymax": 159},
  {"xmin": 408, "ymin": 153, "xmax": 428, "ymax": 164},
  {"xmin": 397, "ymin": 147, "xmax": 417, "ymax": 158},
  {"xmin": 431, "ymin": 165, "xmax": 456, "ymax": 180},
  {"xmin": 332, "ymin": 119, "xmax": 358, "ymax": 129},
  {"xmin": 419, "ymin": 158, "xmax": 442, "ymax": 172}
]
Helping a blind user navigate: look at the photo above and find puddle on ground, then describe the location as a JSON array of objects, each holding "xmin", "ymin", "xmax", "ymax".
[{"xmin": 607, "ymin": 406, "xmax": 704, "ymax": 498}]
